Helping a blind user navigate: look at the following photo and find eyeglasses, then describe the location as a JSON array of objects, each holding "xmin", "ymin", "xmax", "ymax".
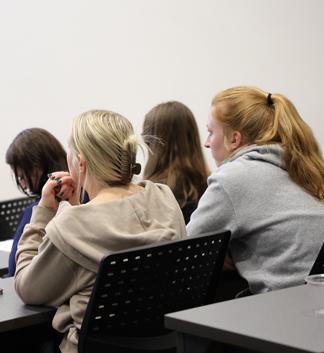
[
  {"xmin": 17, "ymin": 175, "xmax": 25, "ymax": 183},
  {"xmin": 17, "ymin": 177, "xmax": 37, "ymax": 197},
  {"xmin": 17, "ymin": 174, "xmax": 29, "ymax": 189}
]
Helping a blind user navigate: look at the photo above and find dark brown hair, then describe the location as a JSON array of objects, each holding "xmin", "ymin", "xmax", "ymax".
[
  {"xmin": 142, "ymin": 101, "xmax": 210, "ymax": 207},
  {"xmin": 6, "ymin": 128, "xmax": 68, "ymax": 197}
]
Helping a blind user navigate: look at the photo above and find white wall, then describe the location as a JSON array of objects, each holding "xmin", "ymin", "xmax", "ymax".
[{"xmin": 0, "ymin": 0, "xmax": 323, "ymax": 199}]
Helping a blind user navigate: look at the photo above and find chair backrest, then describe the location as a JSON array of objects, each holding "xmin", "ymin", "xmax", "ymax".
[
  {"xmin": 309, "ymin": 243, "xmax": 324, "ymax": 275},
  {"xmin": 0, "ymin": 197, "xmax": 35, "ymax": 241},
  {"xmin": 78, "ymin": 231, "xmax": 230, "ymax": 353}
]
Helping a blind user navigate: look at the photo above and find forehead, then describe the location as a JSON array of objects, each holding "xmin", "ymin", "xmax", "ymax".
[{"xmin": 208, "ymin": 105, "xmax": 221, "ymax": 127}]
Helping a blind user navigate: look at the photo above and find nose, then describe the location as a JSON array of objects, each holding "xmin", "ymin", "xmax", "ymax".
[{"xmin": 204, "ymin": 138, "xmax": 210, "ymax": 149}]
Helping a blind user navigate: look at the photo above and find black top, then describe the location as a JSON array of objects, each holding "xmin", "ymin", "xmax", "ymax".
[{"xmin": 181, "ymin": 199, "xmax": 199, "ymax": 224}]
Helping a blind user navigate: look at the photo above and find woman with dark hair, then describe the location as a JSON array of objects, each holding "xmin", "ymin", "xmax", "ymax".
[
  {"xmin": 142, "ymin": 101, "xmax": 210, "ymax": 224},
  {"xmin": 5, "ymin": 127, "xmax": 68, "ymax": 276}
]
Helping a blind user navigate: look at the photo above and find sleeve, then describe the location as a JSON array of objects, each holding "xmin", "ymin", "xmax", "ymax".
[
  {"xmin": 186, "ymin": 173, "xmax": 238, "ymax": 237},
  {"xmin": 14, "ymin": 206, "xmax": 81, "ymax": 306},
  {"xmin": 8, "ymin": 204, "xmax": 34, "ymax": 276}
]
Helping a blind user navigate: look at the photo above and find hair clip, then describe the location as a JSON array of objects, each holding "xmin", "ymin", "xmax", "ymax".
[{"xmin": 131, "ymin": 163, "xmax": 141, "ymax": 175}]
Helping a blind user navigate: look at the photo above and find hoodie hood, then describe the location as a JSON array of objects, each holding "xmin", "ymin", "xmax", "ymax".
[
  {"xmin": 222, "ymin": 144, "xmax": 286, "ymax": 170},
  {"xmin": 45, "ymin": 181, "xmax": 186, "ymax": 272}
]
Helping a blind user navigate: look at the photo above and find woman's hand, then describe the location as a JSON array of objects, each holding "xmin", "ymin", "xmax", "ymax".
[{"xmin": 38, "ymin": 171, "xmax": 79, "ymax": 210}]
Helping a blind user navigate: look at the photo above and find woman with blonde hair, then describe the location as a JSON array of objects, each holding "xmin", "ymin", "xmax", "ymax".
[
  {"xmin": 143, "ymin": 101, "xmax": 210, "ymax": 223},
  {"xmin": 14, "ymin": 110, "xmax": 186, "ymax": 353},
  {"xmin": 187, "ymin": 86, "xmax": 324, "ymax": 294}
]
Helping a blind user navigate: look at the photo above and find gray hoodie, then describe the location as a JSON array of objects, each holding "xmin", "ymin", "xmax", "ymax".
[{"xmin": 187, "ymin": 144, "xmax": 324, "ymax": 294}]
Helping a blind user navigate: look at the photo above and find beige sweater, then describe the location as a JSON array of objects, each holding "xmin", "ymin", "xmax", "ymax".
[{"xmin": 15, "ymin": 181, "xmax": 186, "ymax": 353}]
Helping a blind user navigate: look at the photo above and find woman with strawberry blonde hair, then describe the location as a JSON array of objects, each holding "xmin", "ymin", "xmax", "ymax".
[{"xmin": 187, "ymin": 86, "xmax": 324, "ymax": 294}]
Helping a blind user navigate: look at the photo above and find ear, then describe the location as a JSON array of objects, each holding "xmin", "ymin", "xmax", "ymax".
[
  {"xmin": 78, "ymin": 153, "xmax": 87, "ymax": 174},
  {"xmin": 228, "ymin": 131, "xmax": 243, "ymax": 151}
]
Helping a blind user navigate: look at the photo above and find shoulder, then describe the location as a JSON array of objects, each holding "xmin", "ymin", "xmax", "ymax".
[
  {"xmin": 208, "ymin": 161, "xmax": 248, "ymax": 190},
  {"xmin": 19, "ymin": 200, "xmax": 39, "ymax": 223},
  {"xmin": 137, "ymin": 180, "xmax": 183, "ymax": 219},
  {"xmin": 140, "ymin": 180, "xmax": 176, "ymax": 200},
  {"xmin": 203, "ymin": 161, "xmax": 258, "ymax": 208},
  {"xmin": 210, "ymin": 150, "xmax": 282, "ymax": 194},
  {"xmin": 23, "ymin": 200, "xmax": 38, "ymax": 212},
  {"xmin": 55, "ymin": 200, "xmax": 76, "ymax": 215}
]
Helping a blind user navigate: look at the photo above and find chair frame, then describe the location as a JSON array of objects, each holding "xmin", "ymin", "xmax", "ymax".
[
  {"xmin": 78, "ymin": 231, "xmax": 230, "ymax": 353},
  {"xmin": 309, "ymin": 242, "xmax": 324, "ymax": 276},
  {"xmin": 0, "ymin": 196, "xmax": 36, "ymax": 241}
]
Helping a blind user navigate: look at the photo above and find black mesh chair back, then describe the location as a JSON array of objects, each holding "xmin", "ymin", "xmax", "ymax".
[
  {"xmin": 0, "ymin": 197, "xmax": 36, "ymax": 241},
  {"xmin": 309, "ymin": 243, "xmax": 324, "ymax": 275},
  {"xmin": 78, "ymin": 231, "xmax": 230, "ymax": 353}
]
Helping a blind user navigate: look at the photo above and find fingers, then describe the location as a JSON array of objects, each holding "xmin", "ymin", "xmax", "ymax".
[
  {"xmin": 56, "ymin": 185, "xmax": 75, "ymax": 202},
  {"xmin": 47, "ymin": 172, "xmax": 76, "ymax": 200},
  {"xmin": 38, "ymin": 171, "xmax": 77, "ymax": 209},
  {"xmin": 38, "ymin": 172, "xmax": 77, "ymax": 210},
  {"xmin": 47, "ymin": 172, "xmax": 74, "ymax": 187},
  {"xmin": 47, "ymin": 173, "xmax": 75, "ymax": 188}
]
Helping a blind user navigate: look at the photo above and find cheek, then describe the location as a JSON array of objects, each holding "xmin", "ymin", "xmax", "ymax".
[
  {"xmin": 67, "ymin": 154, "xmax": 79, "ymax": 183},
  {"xmin": 210, "ymin": 135, "xmax": 222, "ymax": 152},
  {"xmin": 67, "ymin": 152, "xmax": 73, "ymax": 172},
  {"xmin": 210, "ymin": 135, "xmax": 228, "ymax": 163},
  {"xmin": 19, "ymin": 179, "xmax": 28, "ymax": 190},
  {"xmin": 69, "ymin": 168, "xmax": 78, "ymax": 182},
  {"xmin": 67, "ymin": 149, "xmax": 76, "ymax": 170},
  {"xmin": 69, "ymin": 161, "xmax": 80, "ymax": 184}
]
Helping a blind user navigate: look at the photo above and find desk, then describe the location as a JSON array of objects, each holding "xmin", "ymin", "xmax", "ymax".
[
  {"xmin": 0, "ymin": 239, "xmax": 13, "ymax": 252},
  {"xmin": 165, "ymin": 284, "xmax": 324, "ymax": 353},
  {"xmin": 0, "ymin": 277, "xmax": 55, "ymax": 333},
  {"xmin": 0, "ymin": 250, "xmax": 9, "ymax": 276}
]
